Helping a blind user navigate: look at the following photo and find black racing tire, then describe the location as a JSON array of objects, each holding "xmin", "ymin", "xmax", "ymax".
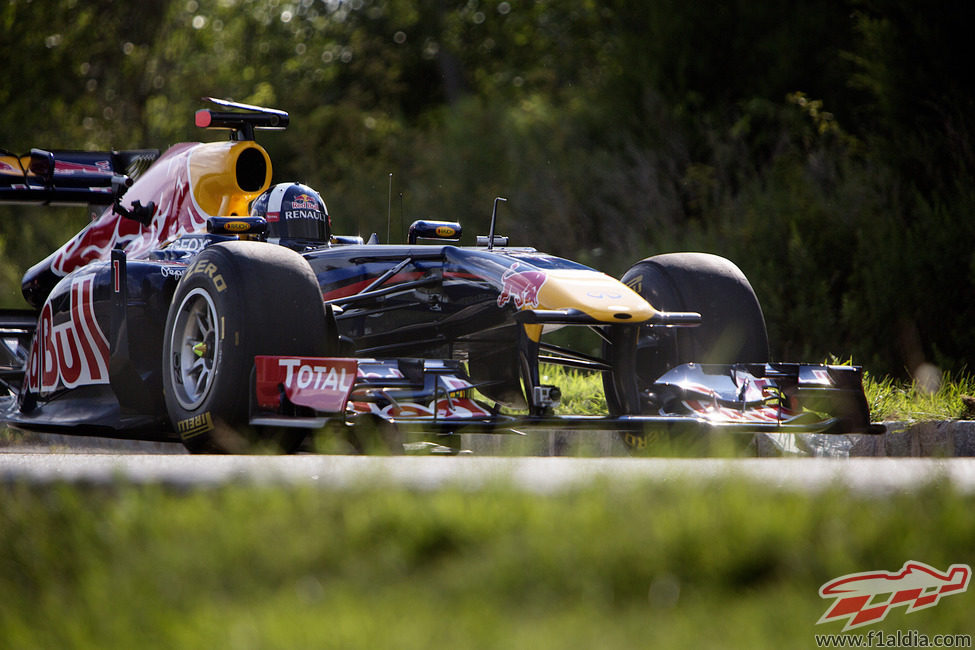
[
  {"xmin": 162, "ymin": 241, "xmax": 331, "ymax": 453},
  {"xmin": 604, "ymin": 252, "xmax": 769, "ymax": 416}
]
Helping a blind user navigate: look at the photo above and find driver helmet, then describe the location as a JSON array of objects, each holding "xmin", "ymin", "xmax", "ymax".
[{"xmin": 249, "ymin": 182, "xmax": 331, "ymax": 247}]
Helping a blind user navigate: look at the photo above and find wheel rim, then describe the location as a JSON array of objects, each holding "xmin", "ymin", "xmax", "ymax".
[{"xmin": 169, "ymin": 288, "xmax": 219, "ymax": 410}]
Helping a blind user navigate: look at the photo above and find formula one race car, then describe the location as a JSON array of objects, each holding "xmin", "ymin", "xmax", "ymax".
[{"xmin": 0, "ymin": 99, "xmax": 874, "ymax": 453}]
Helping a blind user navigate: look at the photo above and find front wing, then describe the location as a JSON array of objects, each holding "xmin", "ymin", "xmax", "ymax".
[{"xmin": 250, "ymin": 356, "xmax": 878, "ymax": 436}]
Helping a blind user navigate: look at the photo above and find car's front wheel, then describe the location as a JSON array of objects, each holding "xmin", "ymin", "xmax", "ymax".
[
  {"xmin": 603, "ymin": 253, "xmax": 770, "ymax": 444},
  {"xmin": 162, "ymin": 241, "xmax": 332, "ymax": 453}
]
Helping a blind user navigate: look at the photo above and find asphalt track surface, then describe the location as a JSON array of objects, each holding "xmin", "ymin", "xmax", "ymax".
[{"xmin": 2, "ymin": 433, "xmax": 975, "ymax": 493}]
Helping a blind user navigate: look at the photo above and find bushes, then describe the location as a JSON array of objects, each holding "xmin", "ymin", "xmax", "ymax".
[{"xmin": 2, "ymin": 0, "xmax": 974, "ymax": 377}]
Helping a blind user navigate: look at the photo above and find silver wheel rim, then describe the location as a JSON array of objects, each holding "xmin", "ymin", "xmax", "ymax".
[{"xmin": 169, "ymin": 288, "xmax": 219, "ymax": 410}]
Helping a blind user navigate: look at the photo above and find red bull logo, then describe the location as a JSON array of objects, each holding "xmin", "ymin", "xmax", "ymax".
[
  {"xmin": 291, "ymin": 193, "xmax": 318, "ymax": 210},
  {"xmin": 817, "ymin": 561, "xmax": 971, "ymax": 631},
  {"xmin": 26, "ymin": 275, "xmax": 111, "ymax": 395},
  {"xmin": 497, "ymin": 262, "xmax": 547, "ymax": 310}
]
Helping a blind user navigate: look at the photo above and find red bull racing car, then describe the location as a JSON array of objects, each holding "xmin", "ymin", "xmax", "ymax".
[{"xmin": 0, "ymin": 99, "xmax": 875, "ymax": 453}]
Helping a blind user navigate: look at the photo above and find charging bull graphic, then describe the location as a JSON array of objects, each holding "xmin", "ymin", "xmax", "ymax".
[
  {"xmin": 497, "ymin": 262, "xmax": 547, "ymax": 310},
  {"xmin": 817, "ymin": 561, "xmax": 971, "ymax": 631}
]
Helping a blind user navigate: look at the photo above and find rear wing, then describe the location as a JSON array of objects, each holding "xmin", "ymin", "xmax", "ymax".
[
  {"xmin": 0, "ymin": 99, "xmax": 283, "ymax": 207},
  {"xmin": 0, "ymin": 148, "xmax": 159, "ymax": 207}
]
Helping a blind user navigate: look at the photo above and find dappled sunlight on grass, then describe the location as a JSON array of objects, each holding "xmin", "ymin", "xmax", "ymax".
[{"xmin": 864, "ymin": 370, "xmax": 975, "ymax": 423}]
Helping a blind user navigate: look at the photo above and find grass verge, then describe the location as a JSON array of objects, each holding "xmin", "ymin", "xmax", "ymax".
[
  {"xmin": 2, "ymin": 478, "xmax": 973, "ymax": 649},
  {"xmin": 865, "ymin": 370, "xmax": 975, "ymax": 422}
]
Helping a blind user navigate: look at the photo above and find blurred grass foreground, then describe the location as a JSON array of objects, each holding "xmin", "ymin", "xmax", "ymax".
[{"xmin": 1, "ymin": 478, "xmax": 973, "ymax": 649}]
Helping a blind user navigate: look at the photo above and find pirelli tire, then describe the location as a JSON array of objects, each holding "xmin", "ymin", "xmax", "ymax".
[
  {"xmin": 604, "ymin": 252, "xmax": 770, "ymax": 420},
  {"xmin": 162, "ymin": 241, "xmax": 330, "ymax": 453}
]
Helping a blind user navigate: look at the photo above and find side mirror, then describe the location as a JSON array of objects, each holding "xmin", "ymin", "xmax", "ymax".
[
  {"xmin": 407, "ymin": 220, "xmax": 462, "ymax": 244},
  {"xmin": 27, "ymin": 149, "xmax": 55, "ymax": 186},
  {"xmin": 207, "ymin": 216, "xmax": 267, "ymax": 236}
]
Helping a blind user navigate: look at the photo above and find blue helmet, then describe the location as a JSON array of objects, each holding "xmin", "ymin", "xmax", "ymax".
[{"xmin": 250, "ymin": 182, "xmax": 330, "ymax": 246}]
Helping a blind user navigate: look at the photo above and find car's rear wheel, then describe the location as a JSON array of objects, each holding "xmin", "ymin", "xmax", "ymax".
[
  {"xmin": 162, "ymin": 241, "xmax": 332, "ymax": 453},
  {"xmin": 604, "ymin": 253, "xmax": 770, "ymax": 420}
]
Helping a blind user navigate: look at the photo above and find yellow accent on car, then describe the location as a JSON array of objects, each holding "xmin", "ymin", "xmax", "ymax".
[
  {"xmin": 0, "ymin": 154, "xmax": 24, "ymax": 176},
  {"xmin": 523, "ymin": 323, "xmax": 543, "ymax": 343},
  {"xmin": 536, "ymin": 269, "xmax": 655, "ymax": 323},
  {"xmin": 176, "ymin": 411, "xmax": 214, "ymax": 440},
  {"xmin": 188, "ymin": 141, "xmax": 272, "ymax": 217}
]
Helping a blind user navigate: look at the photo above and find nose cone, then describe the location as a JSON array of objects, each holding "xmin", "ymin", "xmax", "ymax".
[{"xmin": 536, "ymin": 270, "xmax": 655, "ymax": 322}]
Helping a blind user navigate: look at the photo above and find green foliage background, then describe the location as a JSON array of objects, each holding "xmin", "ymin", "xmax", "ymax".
[{"xmin": 2, "ymin": 0, "xmax": 975, "ymax": 377}]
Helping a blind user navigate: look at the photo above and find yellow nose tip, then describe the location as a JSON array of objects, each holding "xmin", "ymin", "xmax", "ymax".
[{"xmin": 192, "ymin": 342, "xmax": 208, "ymax": 358}]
